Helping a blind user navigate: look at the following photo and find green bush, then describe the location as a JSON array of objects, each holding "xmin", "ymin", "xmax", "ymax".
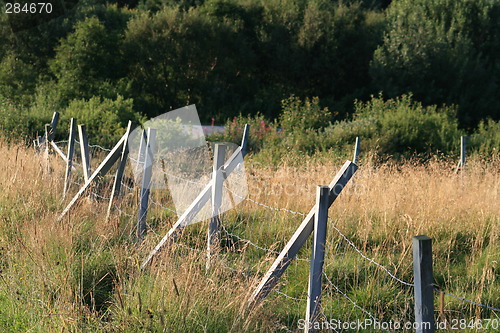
[
  {"xmin": 61, "ymin": 95, "xmax": 144, "ymax": 147},
  {"xmin": 279, "ymin": 95, "xmax": 331, "ymax": 132},
  {"xmin": 470, "ymin": 119, "xmax": 500, "ymax": 156},
  {"xmin": 0, "ymin": 98, "xmax": 37, "ymax": 142},
  {"xmin": 349, "ymin": 94, "xmax": 462, "ymax": 156}
]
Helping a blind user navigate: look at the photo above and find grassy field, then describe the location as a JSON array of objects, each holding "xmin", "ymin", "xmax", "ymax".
[{"xmin": 0, "ymin": 140, "xmax": 498, "ymax": 332}]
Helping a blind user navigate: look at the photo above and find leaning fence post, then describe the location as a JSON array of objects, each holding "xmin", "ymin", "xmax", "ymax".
[
  {"xmin": 106, "ymin": 122, "xmax": 132, "ymax": 221},
  {"xmin": 63, "ymin": 118, "xmax": 77, "ymax": 199},
  {"xmin": 48, "ymin": 112, "xmax": 60, "ymax": 142},
  {"xmin": 207, "ymin": 144, "xmax": 226, "ymax": 271},
  {"xmin": 413, "ymin": 235, "xmax": 435, "ymax": 333},
  {"xmin": 241, "ymin": 124, "xmax": 250, "ymax": 158},
  {"xmin": 78, "ymin": 124, "xmax": 92, "ymax": 183},
  {"xmin": 305, "ymin": 185, "xmax": 330, "ymax": 332},
  {"xmin": 137, "ymin": 128, "xmax": 156, "ymax": 243},
  {"xmin": 353, "ymin": 137, "xmax": 360, "ymax": 165}
]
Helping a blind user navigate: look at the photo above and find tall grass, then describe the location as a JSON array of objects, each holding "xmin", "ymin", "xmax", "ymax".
[{"xmin": 0, "ymin": 140, "xmax": 498, "ymax": 332}]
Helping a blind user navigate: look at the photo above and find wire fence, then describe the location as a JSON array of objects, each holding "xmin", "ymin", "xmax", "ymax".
[{"xmin": 48, "ymin": 139, "xmax": 500, "ymax": 325}]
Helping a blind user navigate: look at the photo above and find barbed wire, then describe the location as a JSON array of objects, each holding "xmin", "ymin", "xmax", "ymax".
[
  {"xmin": 220, "ymin": 224, "xmax": 310, "ymax": 262},
  {"xmin": 322, "ymin": 272, "xmax": 382, "ymax": 325},
  {"xmin": 52, "ymin": 142, "xmax": 499, "ymax": 314},
  {"xmin": 328, "ymin": 220, "xmax": 414, "ymax": 288},
  {"xmin": 435, "ymin": 288, "xmax": 500, "ymax": 312},
  {"xmin": 224, "ymin": 184, "xmax": 414, "ymax": 287},
  {"xmin": 273, "ymin": 289, "xmax": 307, "ymax": 302}
]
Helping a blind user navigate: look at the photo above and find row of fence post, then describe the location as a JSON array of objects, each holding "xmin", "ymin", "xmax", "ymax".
[
  {"xmin": 303, "ymin": 187, "xmax": 436, "ymax": 332},
  {"xmin": 37, "ymin": 115, "xmax": 451, "ymax": 332}
]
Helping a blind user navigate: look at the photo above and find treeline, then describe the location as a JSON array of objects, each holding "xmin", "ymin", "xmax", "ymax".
[{"xmin": 0, "ymin": 0, "xmax": 499, "ymax": 152}]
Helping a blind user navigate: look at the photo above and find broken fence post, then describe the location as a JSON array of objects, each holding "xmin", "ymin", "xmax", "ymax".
[{"xmin": 141, "ymin": 130, "xmax": 250, "ymax": 269}]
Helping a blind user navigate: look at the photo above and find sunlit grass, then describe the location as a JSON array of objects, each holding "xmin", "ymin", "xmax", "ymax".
[{"xmin": 0, "ymin": 140, "xmax": 498, "ymax": 331}]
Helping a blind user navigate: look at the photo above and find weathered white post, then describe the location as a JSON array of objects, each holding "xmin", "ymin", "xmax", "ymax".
[
  {"xmin": 137, "ymin": 128, "xmax": 156, "ymax": 243},
  {"xmin": 106, "ymin": 122, "xmax": 132, "ymax": 221},
  {"xmin": 63, "ymin": 118, "xmax": 77, "ymax": 199},
  {"xmin": 413, "ymin": 235, "xmax": 435, "ymax": 333},
  {"xmin": 248, "ymin": 161, "xmax": 357, "ymax": 309},
  {"xmin": 207, "ymin": 144, "xmax": 226, "ymax": 271},
  {"xmin": 58, "ymin": 121, "xmax": 133, "ymax": 221},
  {"xmin": 44, "ymin": 124, "xmax": 50, "ymax": 172},
  {"xmin": 241, "ymin": 124, "xmax": 250, "ymax": 158},
  {"xmin": 460, "ymin": 136, "xmax": 466, "ymax": 169},
  {"xmin": 455, "ymin": 136, "xmax": 467, "ymax": 173},
  {"xmin": 78, "ymin": 124, "xmax": 92, "ymax": 182},
  {"xmin": 353, "ymin": 137, "xmax": 360, "ymax": 165},
  {"xmin": 305, "ymin": 185, "xmax": 330, "ymax": 332}
]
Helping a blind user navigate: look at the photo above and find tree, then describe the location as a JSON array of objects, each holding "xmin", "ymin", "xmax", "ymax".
[
  {"xmin": 371, "ymin": 0, "xmax": 500, "ymax": 128},
  {"xmin": 49, "ymin": 16, "xmax": 127, "ymax": 105}
]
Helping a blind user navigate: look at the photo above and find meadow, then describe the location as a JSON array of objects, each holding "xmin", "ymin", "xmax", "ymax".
[{"xmin": 0, "ymin": 140, "xmax": 498, "ymax": 332}]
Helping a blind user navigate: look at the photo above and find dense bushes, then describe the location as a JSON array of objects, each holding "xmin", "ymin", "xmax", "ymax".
[
  {"xmin": 371, "ymin": 0, "xmax": 500, "ymax": 129},
  {"xmin": 62, "ymin": 96, "xmax": 143, "ymax": 147},
  {"xmin": 0, "ymin": 0, "xmax": 498, "ymax": 153},
  {"xmin": 218, "ymin": 95, "xmax": 497, "ymax": 162}
]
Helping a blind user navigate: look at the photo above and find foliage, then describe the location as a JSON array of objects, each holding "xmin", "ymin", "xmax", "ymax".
[
  {"xmin": 0, "ymin": 98, "xmax": 36, "ymax": 142},
  {"xmin": 469, "ymin": 119, "xmax": 500, "ymax": 156},
  {"xmin": 0, "ymin": 53, "xmax": 37, "ymax": 106},
  {"xmin": 62, "ymin": 95, "xmax": 144, "ymax": 147},
  {"xmin": 350, "ymin": 94, "xmax": 463, "ymax": 156},
  {"xmin": 279, "ymin": 95, "xmax": 331, "ymax": 132},
  {"xmin": 0, "ymin": 0, "xmax": 498, "ymax": 155},
  {"xmin": 49, "ymin": 16, "xmax": 127, "ymax": 106},
  {"xmin": 371, "ymin": 0, "xmax": 500, "ymax": 128}
]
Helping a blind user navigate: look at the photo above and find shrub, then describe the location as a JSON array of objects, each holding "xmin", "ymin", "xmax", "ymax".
[
  {"xmin": 61, "ymin": 95, "xmax": 144, "ymax": 147},
  {"xmin": 279, "ymin": 95, "xmax": 331, "ymax": 132},
  {"xmin": 0, "ymin": 98, "xmax": 37, "ymax": 142},
  {"xmin": 350, "ymin": 94, "xmax": 462, "ymax": 156},
  {"xmin": 470, "ymin": 119, "xmax": 500, "ymax": 156}
]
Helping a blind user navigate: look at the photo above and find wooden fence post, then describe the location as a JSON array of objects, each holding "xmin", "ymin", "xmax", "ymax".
[
  {"xmin": 141, "ymin": 128, "xmax": 250, "ymax": 269},
  {"xmin": 248, "ymin": 161, "xmax": 358, "ymax": 308},
  {"xmin": 63, "ymin": 118, "xmax": 77, "ymax": 199},
  {"xmin": 353, "ymin": 137, "xmax": 360, "ymax": 165},
  {"xmin": 460, "ymin": 136, "xmax": 466, "ymax": 169},
  {"xmin": 48, "ymin": 112, "xmax": 60, "ymax": 142},
  {"xmin": 455, "ymin": 136, "xmax": 467, "ymax": 173},
  {"xmin": 36, "ymin": 112, "xmax": 59, "ymax": 152},
  {"xmin": 58, "ymin": 121, "xmax": 133, "ymax": 221},
  {"xmin": 305, "ymin": 186, "xmax": 330, "ymax": 332},
  {"xmin": 207, "ymin": 144, "xmax": 226, "ymax": 271},
  {"xmin": 137, "ymin": 128, "xmax": 156, "ymax": 243},
  {"xmin": 44, "ymin": 124, "xmax": 50, "ymax": 172},
  {"xmin": 106, "ymin": 122, "xmax": 132, "ymax": 221},
  {"xmin": 78, "ymin": 124, "xmax": 91, "ymax": 183},
  {"xmin": 241, "ymin": 124, "xmax": 250, "ymax": 158},
  {"xmin": 413, "ymin": 235, "xmax": 435, "ymax": 333}
]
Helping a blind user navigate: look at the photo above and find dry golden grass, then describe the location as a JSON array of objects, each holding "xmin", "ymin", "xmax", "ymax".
[{"xmin": 0, "ymin": 140, "xmax": 498, "ymax": 332}]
